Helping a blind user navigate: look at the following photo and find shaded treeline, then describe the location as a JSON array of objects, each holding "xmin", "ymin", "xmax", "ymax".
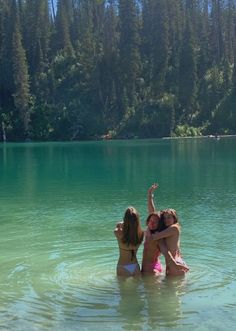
[{"xmin": 0, "ymin": 0, "xmax": 236, "ymax": 141}]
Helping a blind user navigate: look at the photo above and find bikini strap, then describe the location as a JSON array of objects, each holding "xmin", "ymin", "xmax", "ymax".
[
  {"xmin": 119, "ymin": 247, "xmax": 137, "ymax": 261},
  {"xmin": 131, "ymin": 249, "xmax": 135, "ymax": 261}
]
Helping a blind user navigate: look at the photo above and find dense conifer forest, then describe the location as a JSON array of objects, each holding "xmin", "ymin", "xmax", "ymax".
[{"xmin": 0, "ymin": 0, "xmax": 236, "ymax": 141}]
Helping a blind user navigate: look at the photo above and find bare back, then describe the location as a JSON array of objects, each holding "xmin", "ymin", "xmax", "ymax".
[{"xmin": 115, "ymin": 231, "xmax": 140, "ymax": 265}]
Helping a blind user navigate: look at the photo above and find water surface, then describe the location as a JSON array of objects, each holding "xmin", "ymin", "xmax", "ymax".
[{"xmin": 0, "ymin": 138, "xmax": 236, "ymax": 330}]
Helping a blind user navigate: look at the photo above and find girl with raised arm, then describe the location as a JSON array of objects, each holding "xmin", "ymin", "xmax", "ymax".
[
  {"xmin": 146, "ymin": 184, "xmax": 189, "ymax": 276},
  {"xmin": 114, "ymin": 207, "xmax": 144, "ymax": 277},
  {"xmin": 142, "ymin": 184, "xmax": 185, "ymax": 275}
]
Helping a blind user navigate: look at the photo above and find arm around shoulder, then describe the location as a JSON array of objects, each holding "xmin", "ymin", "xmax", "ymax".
[{"xmin": 151, "ymin": 224, "xmax": 179, "ymax": 240}]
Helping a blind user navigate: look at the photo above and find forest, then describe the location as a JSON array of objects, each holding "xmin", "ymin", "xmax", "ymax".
[{"xmin": 0, "ymin": 0, "xmax": 236, "ymax": 141}]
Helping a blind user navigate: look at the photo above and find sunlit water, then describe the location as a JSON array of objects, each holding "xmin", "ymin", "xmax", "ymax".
[{"xmin": 0, "ymin": 138, "xmax": 236, "ymax": 331}]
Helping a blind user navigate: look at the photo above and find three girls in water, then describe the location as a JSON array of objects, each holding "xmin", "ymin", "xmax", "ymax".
[{"xmin": 114, "ymin": 184, "xmax": 189, "ymax": 277}]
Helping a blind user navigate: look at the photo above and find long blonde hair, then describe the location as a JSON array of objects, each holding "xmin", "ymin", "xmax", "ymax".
[{"xmin": 121, "ymin": 207, "xmax": 144, "ymax": 246}]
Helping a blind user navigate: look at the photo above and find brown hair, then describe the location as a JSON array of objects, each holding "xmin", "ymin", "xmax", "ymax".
[
  {"xmin": 160, "ymin": 208, "xmax": 179, "ymax": 230},
  {"xmin": 122, "ymin": 207, "xmax": 144, "ymax": 246},
  {"xmin": 145, "ymin": 212, "xmax": 162, "ymax": 231}
]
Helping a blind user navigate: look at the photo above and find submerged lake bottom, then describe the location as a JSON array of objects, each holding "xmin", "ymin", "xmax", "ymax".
[
  {"xmin": 1, "ymin": 138, "xmax": 236, "ymax": 330},
  {"xmin": 1, "ymin": 242, "xmax": 235, "ymax": 331}
]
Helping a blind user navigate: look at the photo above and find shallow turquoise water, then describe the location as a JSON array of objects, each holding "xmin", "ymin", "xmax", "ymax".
[{"xmin": 0, "ymin": 138, "xmax": 236, "ymax": 330}]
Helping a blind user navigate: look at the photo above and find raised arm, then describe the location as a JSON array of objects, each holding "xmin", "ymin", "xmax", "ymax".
[{"xmin": 147, "ymin": 183, "xmax": 158, "ymax": 213}]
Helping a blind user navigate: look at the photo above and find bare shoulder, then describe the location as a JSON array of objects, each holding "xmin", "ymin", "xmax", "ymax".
[
  {"xmin": 114, "ymin": 221, "xmax": 123, "ymax": 238},
  {"xmin": 169, "ymin": 224, "xmax": 180, "ymax": 233}
]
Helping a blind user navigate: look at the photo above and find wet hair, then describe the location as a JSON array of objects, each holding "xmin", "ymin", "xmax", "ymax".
[
  {"xmin": 122, "ymin": 207, "xmax": 144, "ymax": 246},
  {"xmin": 145, "ymin": 212, "xmax": 162, "ymax": 232},
  {"xmin": 160, "ymin": 208, "xmax": 179, "ymax": 230}
]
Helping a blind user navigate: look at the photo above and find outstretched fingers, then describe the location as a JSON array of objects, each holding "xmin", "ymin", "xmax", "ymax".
[{"xmin": 148, "ymin": 183, "xmax": 158, "ymax": 194}]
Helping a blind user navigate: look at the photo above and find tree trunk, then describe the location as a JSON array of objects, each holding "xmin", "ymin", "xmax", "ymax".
[
  {"xmin": 51, "ymin": 0, "xmax": 56, "ymax": 20},
  {"xmin": 2, "ymin": 122, "xmax": 6, "ymax": 142}
]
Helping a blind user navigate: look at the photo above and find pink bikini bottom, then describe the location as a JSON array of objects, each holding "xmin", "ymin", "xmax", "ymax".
[{"xmin": 152, "ymin": 261, "xmax": 162, "ymax": 272}]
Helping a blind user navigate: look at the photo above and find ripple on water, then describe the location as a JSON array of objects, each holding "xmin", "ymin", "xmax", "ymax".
[
  {"xmin": 45, "ymin": 242, "xmax": 119, "ymax": 314},
  {"xmin": 43, "ymin": 240, "xmax": 190, "ymax": 329},
  {"xmin": 1, "ymin": 234, "xmax": 236, "ymax": 331}
]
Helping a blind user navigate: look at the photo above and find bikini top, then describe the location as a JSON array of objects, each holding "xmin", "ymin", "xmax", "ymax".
[{"xmin": 119, "ymin": 246, "xmax": 138, "ymax": 261}]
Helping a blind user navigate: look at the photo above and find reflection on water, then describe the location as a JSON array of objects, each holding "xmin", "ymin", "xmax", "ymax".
[
  {"xmin": 117, "ymin": 277, "xmax": 145, "ymax": 331},
  {"xmin": 115, "ymin": 275, "xmax": 187, "ymax": 331},
  {"xmin": 142, "ymin": 276, "xmax": 186, "ymax": 329}
]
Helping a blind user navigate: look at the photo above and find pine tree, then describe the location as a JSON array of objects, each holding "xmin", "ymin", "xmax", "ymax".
[
  {"xmin": 178, "ymin": 13, "xmax": 197, "ymax": 122},
  {"xmin": 12, "ymin": 1, "xmax": 31, "ymax": 136},
  {"xmin": 0, "ymin": 0, "xmax": 15, "ymax": 106},
  {"xmin": 210, "ymin": 0, "xmax": 224, "ymax": 64},
  {"xmin": 118, "ymin": 0, "xmax": 141, "ymax": 109},
  {"xmin": 232, "ymin": 19, "xmax": 236, "ymax": 94},
  {"xmin": 1, "ymin": 0, "xmax": 236, "ymax": 140},
  {"xmin": 23, "ymin": 0, "xmax": 51, "ymax": 77},
  {"xmin": 197, "ymin": 0, "xmax": 210, "ymax": 79},
  {"xmin": 165, "ymin": 0, "xmax": 184, "ymax": 95},
  {"xmin": 225, "ymin": 0, "xmax": 235, "ymax": 63},
  {"xmin": 232, "ymin": 60, "xmax": 236, "ymax": 92},
  {"xmin": 141, "ymin": 0, "xmax": 151, "ymax": 73},
  {"xmin": 149, "ymin": 0, "xmax": 169, "ymax": 97},
  {"xmin": 54, "ymin": 0, "xmax": 74, "ymax": 56},
  {"xmin": 100, "ymin": 0, "xmax": 119, "ymax": 126}
]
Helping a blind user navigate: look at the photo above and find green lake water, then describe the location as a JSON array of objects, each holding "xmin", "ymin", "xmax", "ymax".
[{"xmin": 0, "ymin": 138, "xmax": 236, "ymax": 331}]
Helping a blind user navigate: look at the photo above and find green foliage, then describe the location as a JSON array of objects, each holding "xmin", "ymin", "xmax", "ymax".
[
  {"xmin": 150, "ymin": 0, "xmax": 169, "ymax": 96},
  {"xmin": 116, "ymin": 93, "xmax": 175, "ymax": 138},
  {"xmin": 118, "ymin": 0, "xmax": 141, "ymax": 107},
  {"xmin": 174, "ymin": 125, "xmax": 203, "ymax": 137},
  {"xmin": 12, "ymin": 3, "xmax": 31, "ymax": 137},
  {"xmin": 212, "ymin": 90, "xmax": 236, "ymax": 134},
  {"xmin": 0, "ymin": 0, "xmax": 236, "ymax": 141},
  {"xmin": 198, "ymin": 62, "xmax": 233, "ymax": 124},
  {"xmin": 178, "ymin": 14, "xmax": 197, "ymax": 121}
]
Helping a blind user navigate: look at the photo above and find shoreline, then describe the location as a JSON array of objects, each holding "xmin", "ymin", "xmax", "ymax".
[
  {"xmin": 162, "ymin": 134, "xmax": 236, "ymax": 140},
  {"xmin": 1, "ymin": 134, "xmax": 236, "ymax": 144}
]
